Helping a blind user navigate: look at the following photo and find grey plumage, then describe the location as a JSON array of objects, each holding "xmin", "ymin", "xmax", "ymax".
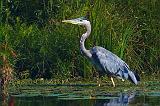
[
  {"xmin": 62, "ymin": 17, "xmax": 140, "ymax": 86},
  {"xmin": 90, "ymin": 46, "xmax": 139, "ymax": 84}
]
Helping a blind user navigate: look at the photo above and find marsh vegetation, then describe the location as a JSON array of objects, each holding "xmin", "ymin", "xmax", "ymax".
[
  {"xmin": 0, "ymin": 0, "xmax": 159, "ymax": 80},
  {"xmin": 0, "ymin": 0, "xmax": 160, "ymax": 105},
  {"xmin": 0, "ymin": 0, "xmax": 160, "ymax": 98}
]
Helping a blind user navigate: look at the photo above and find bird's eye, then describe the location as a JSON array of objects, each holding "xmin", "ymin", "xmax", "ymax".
[{"xmin": 80, "ymin": 19, "xmax": 82, "ymax": 21}]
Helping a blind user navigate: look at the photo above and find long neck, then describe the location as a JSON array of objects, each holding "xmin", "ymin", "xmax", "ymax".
[{"xmin": 80, "ymin": 23, "xmax": 92, "ymax": 58}]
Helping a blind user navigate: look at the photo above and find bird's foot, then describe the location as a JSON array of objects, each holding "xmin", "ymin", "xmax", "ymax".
[
  {"xmin": 98, "ymin": 83, "xmax": 101, "ymax": 87},
  {"xmin": 112, "ymin": 83, "xmax": 116, "ymax": 87},
  {"xmin": 96, "ymin": 77, "xmax": 102, "ymax": 87}
]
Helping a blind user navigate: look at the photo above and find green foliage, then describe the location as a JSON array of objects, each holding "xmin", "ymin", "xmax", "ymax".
[{"xmin": 0, "ymin": 0, "xmax": 159, "ymax": 79}]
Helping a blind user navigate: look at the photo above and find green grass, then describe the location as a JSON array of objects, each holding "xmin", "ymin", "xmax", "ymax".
[
  {"xmin": 0, "ymin": 0, "xmax": 159, "ymax": 80},
  {"xmin": 7, "ymin": 75, "xmax": 160, "ymax": 97}
]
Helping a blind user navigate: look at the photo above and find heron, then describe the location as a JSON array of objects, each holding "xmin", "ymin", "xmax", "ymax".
[{"xmin": 62, "ymin": 17, "xmax": 140, "ymax": 87}]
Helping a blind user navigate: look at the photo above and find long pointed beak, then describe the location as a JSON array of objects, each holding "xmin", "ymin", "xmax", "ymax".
[
  {"xmin": 62, "ymin": 20, "xmax": 72, "ymax": 23},
  {"xmin": 62, "ymin": 19, "xmax": 79, "ymax": 24}
]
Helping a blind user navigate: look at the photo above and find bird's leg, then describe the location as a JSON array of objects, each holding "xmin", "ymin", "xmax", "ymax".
[
  {"xmin": 96, "ymin": 72, "xmax": 101, "ymax": 87},
  {"xmin": 110, "ymin": 77, "xmax": 115, "ymax": 87},
  {"xmin": 96, "ymin": 78, "xmax": 101, "ymax": 87}
]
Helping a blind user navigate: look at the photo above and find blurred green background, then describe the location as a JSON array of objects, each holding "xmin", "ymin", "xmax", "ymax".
[{"xmin": 0, "ymin": 0, "xmax": 159, "ymax": 80}]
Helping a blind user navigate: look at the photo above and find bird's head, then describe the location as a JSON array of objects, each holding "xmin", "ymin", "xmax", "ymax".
[{"xmin": 62, "ymin": 17, "xmax": 90, "ymax": 26}]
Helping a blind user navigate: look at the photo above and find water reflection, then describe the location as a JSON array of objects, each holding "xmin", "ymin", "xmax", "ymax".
[
  {"xmin": 1, "ymin": 91, "xmax": 160, "ymax": 106},
  {"xmin": 95, "ymin": 92, "xmax": 135, "ymax": 106},
  {"xmin": 2, "ymin": 92, "xmax": 132, "ymax": 106}
]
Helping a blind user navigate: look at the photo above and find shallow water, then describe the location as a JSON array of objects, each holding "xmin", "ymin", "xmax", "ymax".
[
  {"xmin": 1, "ymin": 91, "xmax": 160, "ymax": 106},
  {"xmin": 1, "ymin": 83, "xmax": 160, "ymax": 106}
]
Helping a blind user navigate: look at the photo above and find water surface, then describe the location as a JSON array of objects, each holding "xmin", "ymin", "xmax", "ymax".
[
  {"xmin": 1, "ymin": 84, "xmax": 160, "ymax": 106},
  {"xmin": 1, "ymin": 92, "xmax": 159, "ymax": 106}
]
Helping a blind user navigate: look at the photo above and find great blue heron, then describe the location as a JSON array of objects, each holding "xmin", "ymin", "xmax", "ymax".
[{"xmin": 62, "ymin": 17, "xmax": 140, "ymax": 87}]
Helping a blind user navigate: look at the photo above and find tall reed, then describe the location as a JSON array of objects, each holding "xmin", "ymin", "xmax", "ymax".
[{"xmin": 0, "ymin": 0, "xmax": 159, "ymax": 80}]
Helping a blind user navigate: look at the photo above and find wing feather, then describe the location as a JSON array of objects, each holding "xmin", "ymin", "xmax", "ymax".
[{"xmin": 90, "ymin": 46, "xmax": 130, "ymax": 79}]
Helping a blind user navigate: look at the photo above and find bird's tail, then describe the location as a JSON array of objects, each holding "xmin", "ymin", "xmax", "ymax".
[{"xmin": 128, "ymin": 71, "xmax": 140, "ymax": 85}]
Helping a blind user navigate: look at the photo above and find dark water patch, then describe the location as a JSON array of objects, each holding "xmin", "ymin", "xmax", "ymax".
[
  {"xmin": 2, "ymin": 83, "xmax": 160, "ymax": 106},
  {"xmin": 1, "ymin": 91, "xmax": 160, "ymax": 106}
]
